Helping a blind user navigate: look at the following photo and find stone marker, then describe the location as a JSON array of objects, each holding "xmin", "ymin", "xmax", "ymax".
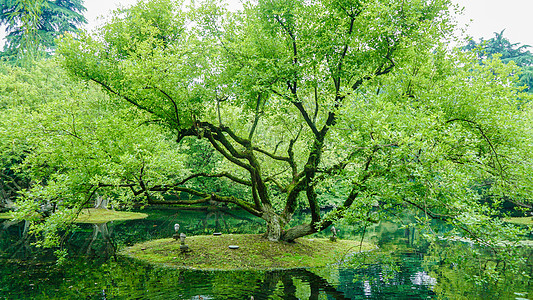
[
  {"xmin": 180, "ymin": 233, "xmax": 190, "ymax": 252},
  {"xmin": 330, "ymin": 226, "xmax": 338, "ymax": 242},
  {"xmin": 173, "ymin": 223, "xmax": 180, "ymax": 241}
]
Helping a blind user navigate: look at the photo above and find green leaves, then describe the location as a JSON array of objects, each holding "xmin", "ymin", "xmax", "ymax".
[
  {"xmin": 58, "ymin": 0, "xmax": 210, "ymax": 131},
  {"xmin": 465, "ymin": 30, "xmax": 533, "ymax": 93},
  {"xmin": 0, "ymin": 60, "xmax": 194, "ymax": 247},
  {"xmin": 12, "ymin": 0, "xmax": 533, "ymax": 244}
]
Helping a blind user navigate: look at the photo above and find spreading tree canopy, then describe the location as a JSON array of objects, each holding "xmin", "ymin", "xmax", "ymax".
[{"xmin": 10, "ymin": 0, "xmax": 529, "ymax": 244}]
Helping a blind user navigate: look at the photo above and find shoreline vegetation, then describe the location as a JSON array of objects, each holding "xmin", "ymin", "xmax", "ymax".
[
  {"xmin": 0, "ymin": 208, "xmax": 148, "ymax": 223},
  {"xmin": 121, "ymin": 234, "xmax": 374, "ymax": 271}
]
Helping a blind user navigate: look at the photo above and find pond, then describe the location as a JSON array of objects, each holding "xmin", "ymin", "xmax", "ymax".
[{"xmin": 1, "ymin": 207, "xmax": 532, "ymax": 299}]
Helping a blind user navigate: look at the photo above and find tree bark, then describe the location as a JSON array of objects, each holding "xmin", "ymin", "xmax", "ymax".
[
  {"xmin": 281, "ymin": 223, "xmax": 316, "ymax": 242},
  {"xmin": 263, "ymin": 209, "xmax": 284, "ymax": 241}
]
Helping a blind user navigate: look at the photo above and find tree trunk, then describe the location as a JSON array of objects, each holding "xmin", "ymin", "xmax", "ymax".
[
  {"xmin": 264, "ymin": 213, "xmax": 283, "ymax": 241},
  {"xmin": 263, "ymin": 212, "xmax": 325, "ymax": 242},
  {"xmin": 262, "ymin": 207, "xmax": 289, "ymax": 241}
]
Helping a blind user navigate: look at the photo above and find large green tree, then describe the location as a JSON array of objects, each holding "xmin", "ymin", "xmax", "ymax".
[
  {"xmin": 0, "ymin": 0, "xmax": 86, "ymax": 58},
  {"xmin": 50, "ymin": 0, "xmax": 533, "ymax": 243}
]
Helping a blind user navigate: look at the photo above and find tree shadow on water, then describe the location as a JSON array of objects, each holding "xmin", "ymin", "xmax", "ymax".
[{"xmin": 249, "ymin": 269, "xmax": 347, "ymax": 300}]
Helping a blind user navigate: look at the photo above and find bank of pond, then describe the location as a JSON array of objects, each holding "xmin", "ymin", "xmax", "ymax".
[{"xmin": 1, "ymin": 207, "xmax": 532, "ymax": 299}]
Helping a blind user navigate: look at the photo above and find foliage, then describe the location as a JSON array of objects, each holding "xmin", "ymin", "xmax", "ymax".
[
  {"xmin": 464, "ymin": 30, "xmax": 533, "ymax": 93},
  {"xmin": 1, "ymin": 0, "xmax": 531, "ymax": 253},
  {"xmin": 54, "ymin": 0, "xmax": 533, "ymax": 244},
  {"xmin": 0, "ymin": 59, "xmax": 197, "ymax": 248}
]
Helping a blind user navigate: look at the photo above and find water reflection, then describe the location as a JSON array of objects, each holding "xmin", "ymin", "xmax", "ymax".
[
  {"xmin": 81, "ymin": 223, "xmax": 117, "ymax": 260},
  {"xmin": 1, "ymin": 219, "xmax": 35, "ymax": 260},
  {"xmin": 1, "ymin": 208, "xmax": 532, "ymax": 299}
]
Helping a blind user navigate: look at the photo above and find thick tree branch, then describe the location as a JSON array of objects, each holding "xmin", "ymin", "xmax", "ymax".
[
  {"xmin": 204, "ymin": 130, "xmax": 252, "ymax": 171},
  {"xmin": 250, "ymin": 180, "xmax": 262, "ymax": 208},
  {"xmin": 265, "ymin": 176, "xmax": 287, "ymax": 193},
  {"xmin": 0, "ymin": 171, "xmax": 23, "ymax": 191},
  {"xmin": 211, "ymin": 193, "xmax": 262, "ymax": 217},
  {"xmin": 287, "ymin": 127, "xmax": 303, "ymax": 180},
  {"xmin": 333, "ymin": 16, "xmax": 356, "ymax": 93},
  {"xmin": 292, "ymin": 101, "xmax": 320, "ymax": 137},
  {"xmin": 176, "ymin": 172, "xmax": 252, "ymax": 186},
  {"xmin": 253, "ymin": 146, "xmax": 290, "ymax": 162},
  {"xmin": 203, "ymin": 122, "xmax": 250, "ymax": 148},
  {"xmin": 148, "ymin": 196, "xmax": 211, "ymax": 205},
  {"xmin": 248, "ymin": 94, "xmax": 262, "ymax": 140},
  {"xmin": 149, "ymin": 185, "xmax": 260, "ymax": 215}
]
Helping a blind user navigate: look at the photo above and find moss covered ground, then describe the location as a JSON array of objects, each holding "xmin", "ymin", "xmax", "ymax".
[{"xmin": 121, "ymin": 234, "xmax": 374, "ymax": 270}]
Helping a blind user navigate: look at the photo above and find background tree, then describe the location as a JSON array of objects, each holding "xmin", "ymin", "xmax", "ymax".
[
  {"xmin": 0, "ymin": 0, "xmax": 86, "ymax": 60},
  {"xmin": 464, "ymin": 30, "xmax": 533, "ymax": 93}
]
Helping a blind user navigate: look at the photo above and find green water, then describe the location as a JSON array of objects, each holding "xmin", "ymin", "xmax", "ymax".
[{"xmin": 1, "ymin": 207, "xmax": 532, "ymax": 299}]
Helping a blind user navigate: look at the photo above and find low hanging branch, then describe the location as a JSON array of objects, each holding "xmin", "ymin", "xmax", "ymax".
[{"xmin": 445, "ymin": 118, "xmax": 505, "ymax": 178}]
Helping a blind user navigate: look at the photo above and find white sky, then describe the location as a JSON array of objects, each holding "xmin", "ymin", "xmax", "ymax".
[
  {"xmin": 1, "ymin": 0, "xmax": 532, "ymax": 50},
  {"xmin": 453, "ymin": 0, "xmax": 533, "ymax": 47}
]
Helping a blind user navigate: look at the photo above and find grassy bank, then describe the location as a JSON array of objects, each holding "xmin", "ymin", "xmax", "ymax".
[
  {"xmin": 121, "ymin": 234, "xmax": 374, "ymax": 271},
  {"xmin": 504, "ymin": 217, "xmax": 533, "ymax": 226},
  {"xmin": 0, "ymin": 208, "xmax": 148, "ymax": 223},
  {"xmin": 75, "ymin": 208, "xmax": 148, "ymax": 223}
]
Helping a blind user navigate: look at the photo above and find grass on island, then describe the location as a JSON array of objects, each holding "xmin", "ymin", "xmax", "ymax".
[
  {"xmin": 121, "ymin": 234, "xmax": 374, "ymax": 271},
  {"xmin": 75, "ymin": 208, "xmax": 148, "ymax": 223},
  {"xmin": 504, "ymin": 217, "xmax": 533, "ymax": 226},
  {"xmin": 0, "ymin": 212, "xmax": 12, "ymax": 219}
]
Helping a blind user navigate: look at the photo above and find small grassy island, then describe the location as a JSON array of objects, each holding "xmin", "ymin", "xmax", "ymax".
[{"xmin": 121, "ymin": 234, "xmax": 374, "ymax": 270}]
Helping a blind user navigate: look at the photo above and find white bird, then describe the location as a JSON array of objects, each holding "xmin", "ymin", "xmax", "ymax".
[{"xmin": 174, "ymin": 223, "xmax": 180, "ymax": 232}]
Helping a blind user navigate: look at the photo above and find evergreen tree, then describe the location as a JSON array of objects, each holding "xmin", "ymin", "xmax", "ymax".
[
  {"xmin": 465, "ymin": 30, "xmax": 533, "ymax": 93},
  {"xmin": 0, "ymin": 0, "xmax": 86, "ymax": 58}
]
